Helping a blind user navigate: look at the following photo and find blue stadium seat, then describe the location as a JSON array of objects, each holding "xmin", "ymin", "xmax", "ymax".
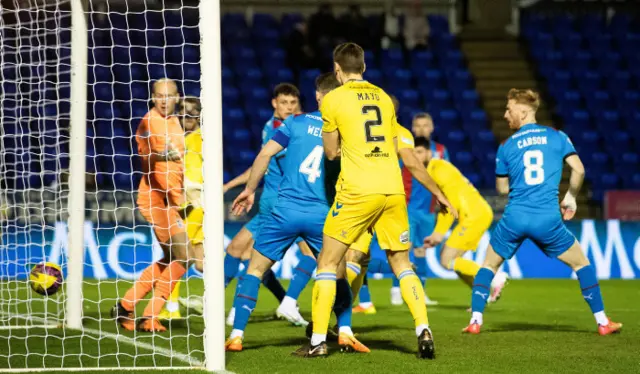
[
  {"xmin": 462, "ymin": 109, "xmax": 488, "ymax": 130},
  {"xmin": 427, "ymin": 15, "xmax": 450, "ymax": 36},
  {"xmin": 575, "ymin": 130, "xmax": 600, "ymax": 154},
  {"xmin": 395, "ymin": 90, "xmax": 419, "ymax": 109},
  {"xmin": 630, "ymin": 173, "xmax": 640, "ymax": 189},
  {"xmin": 381, "ymin": 49, "xmax": 405, "ymax": 70},
  {"xmin": 365, "ymin": 68, "xmax": 383, "ymax": 87},
  {"xmin": 223, "ymin": 108, "xmax": 247, "ymax": 130},
  {"xmin": 222, "ymin": 86, "xmax": 241, "ymax": 107},
  {"xmin": 415, "ymin": 68, "xmax": 444, "ymax": 89},
  {"xmin": 556, "ymin": 32, "xmax": 583, "ymax": 55},
  {"xmin": 604, "ymin": 130, "xmax": 631, "ymax": 153},
  {"xmin": 456, "ymin": 89, "xmax": 480, "ymax": 112},
  {"xmin": 576, "ymin": 70, "xmax": 601, "ymax": 92},
  {"xmin": 267, "ymin": 68, "xmax": 294, "ymax": 86},
  {"xmin": 244, "ymin": 87, "xmax": 269, "ymax": 104},
  {"xmin": 607, "ymin": 70, "xmax": 632, "ymax": 92},
  {"xmin": 440, "ymin": 50, "xmax": 464, "ymax": 70},
  {"xmin": 592, "ymin": 173, "xmax": 619, "ymax": 202},
  {"xmin": 618, "ymin": 152, "xmax": 640, "ymax": 173},
  {"xmin": 229, "ymin": 128, "xmax": 253, "ymax": 147},
  {"xmin": 594, "ymin": 110, "xmax": 622, "ymax": 131},
  {"xmin": 434, "ymin": 109, "xmax": 460, "ymax": 129},
  {"xmin": 361, "ymin": 50, "xmax": 377, "ymax": 69},
  {"xmin": 253, "ymin": 13, "xmax": 278, "ymax": 31},
  {"xmin": 451, "ymin": 151, "xmax": 475, "ymax": 169},
  {"xmin": 410, "ymin": 50, "xmax": 435, "ymax": 72},
  {"xmin": 385, "ymin": 69, "xmax": 413, "ymax": 91}
]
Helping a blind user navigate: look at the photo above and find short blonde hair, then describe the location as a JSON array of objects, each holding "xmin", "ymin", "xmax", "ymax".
[{"xmin": 507, "ymin": 88, "xmax": 540, "ymax": 111}]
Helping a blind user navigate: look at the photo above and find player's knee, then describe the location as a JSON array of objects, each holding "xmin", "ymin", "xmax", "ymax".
[
  {"xmin": 346, "ymin": 249, "xmax": 365, "ymax": 265},
  {"xmin": 226, "ymin": 239, "xmax": 244, "ymax": 257},
  {"xmin": 439, "ymin": 248, "xmax": 457, "ymax": 270},
  {"xmin": 386, "ymin": 250, "xmax": 411, "ymax": 273}
]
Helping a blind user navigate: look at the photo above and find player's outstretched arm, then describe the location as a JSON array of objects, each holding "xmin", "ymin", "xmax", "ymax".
[
  {"xmin": 398, "ymin": 148, "xmax": 458, "ymax": 219},
  {"xmin": 561, "ymin": 154, "xmax": 585, "ymax": 220},
  {"xmin": 231, "ymin": 140, "xmax": 284, "ymax": 215},
  {"xmin": 322, "ymin": 130, "xmax": 340, "ymax": 160},
  {"xmin": 496, "ymin": 177, "xmax": 509, "ymax": 195},
  {"xmin": 223, "ymin": 167, "xmax": 251, "ymax": 193}
]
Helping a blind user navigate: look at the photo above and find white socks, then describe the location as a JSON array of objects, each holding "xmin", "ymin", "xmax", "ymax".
[
  {"xmin": 230, "ymin": 329, "xmax": 244, "ymax": 339},
  {"xmin": 165, "ymin": 301, "xmax": 179, "ymax": 312},
  {"xmin": 594, "ymin": 311, "xmax": 608, "ymax": 326},
  {"xmin": 471, "ymin": 312, "xmax": 483, "ymax": 325},
  {"xmin": 310, "ymin": 333, "xmax": 326, "ymax": 346},
  {"xmin": 339, "ymin": 326, "xmax": 354, "ymax": 336},
  {"xmin": 416, "ymin": 324, "xmax": 430, "ymax": 337},
  {"xmin": 280, "ymin": 296, "xmax": 297, "ymax": 310}
]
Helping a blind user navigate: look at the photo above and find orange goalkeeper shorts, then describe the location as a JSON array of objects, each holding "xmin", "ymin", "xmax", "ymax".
[{"xmin": 137, "ymin": 188, "xmax": 186, "ymax": 244}]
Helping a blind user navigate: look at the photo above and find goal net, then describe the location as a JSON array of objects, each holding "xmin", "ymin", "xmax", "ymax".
[{"xmin": 0, "ymin": 0, "xmax": 223, "ymax": 371}]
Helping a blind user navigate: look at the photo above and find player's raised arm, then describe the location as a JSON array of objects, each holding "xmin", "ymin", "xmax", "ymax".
[{"xmin": 232, "ymin": 139, "xmax": 285, "ymax": 215}]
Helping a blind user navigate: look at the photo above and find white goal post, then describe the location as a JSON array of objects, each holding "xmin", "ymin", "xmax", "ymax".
[{"xmin": 0, "ymin": 0, "xmax": 226, "ymax": 372}]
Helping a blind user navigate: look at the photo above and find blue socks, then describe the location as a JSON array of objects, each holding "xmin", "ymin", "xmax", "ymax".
[
  {"xmin": 232, "ymin": 274, "xmax": 261, "ymax": 332},
  {"xmin": 262, "ymin": 269, "xmax": 285, "ymax": 302},
  {"xmin": 392, "ymin": 277, "xmax": 400, "ymax": 287},
  {"xmin": 576, "ymin": 265, "xmax": 604, "ymax": 314},
  {"xmin": 223, "ymin": 254, "xmax": 241, "ymax": 287},
  {"xmin": 359, "ymin": 275, "xmax": 372, "ymax": 304},
  {"xmin": 334, "ymin": 278, "xmax": 353, "ymax": 329},
  {"xmin": 471, "ymin": 268, "xmax": 495, "ymax": 314},
  {"xmin": 286, "ymin": 255, "xmax": 317, "ymax": 300}
]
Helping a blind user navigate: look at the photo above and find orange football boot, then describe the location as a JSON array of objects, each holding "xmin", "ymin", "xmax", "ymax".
[
  {"xmin": 338, "ymin": 333, "xmax": 370, "ymax": 353},
  {"xmin": 462, "ymin": 323, "xmax": 481, "ymax": 334},
  {"xmin": 225, "ymin": 336, "xmax": 243, "ymax": 352},
  {"xmin": 598, "ymin": 319, "xmax": 622, "ymax": 336}
]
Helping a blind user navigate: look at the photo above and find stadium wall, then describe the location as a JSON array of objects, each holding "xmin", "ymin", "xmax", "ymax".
[{"xmin": 1, "ymin": 219, "xmax": 639, "ymax": 280}]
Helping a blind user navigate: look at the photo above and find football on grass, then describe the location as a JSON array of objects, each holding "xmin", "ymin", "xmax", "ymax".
[{"xmin": 29, "ymin": 262, "xmax": 63, "ymax": 296}]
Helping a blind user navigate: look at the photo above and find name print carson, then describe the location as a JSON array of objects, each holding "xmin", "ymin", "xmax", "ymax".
[{"xmin": 517, "ymin": 136, "xmax": 547, "ymax": 149}]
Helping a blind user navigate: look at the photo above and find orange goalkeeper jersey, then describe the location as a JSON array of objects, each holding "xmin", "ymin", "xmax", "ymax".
[{"xmin": 136, "ymin": 107, "xmax": 185, "ymax": 207}]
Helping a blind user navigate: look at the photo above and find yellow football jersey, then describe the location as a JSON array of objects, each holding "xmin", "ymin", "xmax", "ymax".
[
  {"xmin": 396, "ymin": 124, "xmax": 415, "ymax": 150},
  {"xmin": 184, "ymin": 128, "xmax": 203, "ymax": 186},
  {"xmin": 321, "ymin": 80, "xmax": 403, "ymax": 196},
  {"xmin": 427, "ymin": 159, "xmax": 491, "ymax": 234}
]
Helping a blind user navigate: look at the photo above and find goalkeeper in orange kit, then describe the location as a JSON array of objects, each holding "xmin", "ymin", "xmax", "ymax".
[{"xmin": 111, "ymin": 79, "xmax": 198, "ymax": 332}]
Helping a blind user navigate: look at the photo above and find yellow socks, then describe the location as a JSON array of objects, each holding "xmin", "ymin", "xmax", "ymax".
[
  {"xmin": 451, "ymin": 257, "xmax": 480, "ymax": 289},
  {"xmin": 398, "ymin": 269, "xmax": 429, "ymax": 327},
  {"xmin": 169, "ymin": 279, "xmax": 181, "ymax": 303},
  {"xmin": 346, "ymin": 262, "xmax": 361, "ymax": 286},
  {"xmin": 311, "ymin": 270, "xmax": 337, "ymax": 344}
]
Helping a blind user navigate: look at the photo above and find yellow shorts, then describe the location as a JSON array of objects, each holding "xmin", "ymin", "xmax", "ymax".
[
  {"xmin": 185, "ymin": 206, "xmax": 204, "ymax": 245},
  {"xmin": 324, "ymin": 192, "xmax": 410, "ymax": 251},
  {"xmin": 350, "ymin": 230, "xmax": 373, "ymax": 254},
  {"xmin": 446, "ymin": 201, "xmax": 493, "ymax": 251}
]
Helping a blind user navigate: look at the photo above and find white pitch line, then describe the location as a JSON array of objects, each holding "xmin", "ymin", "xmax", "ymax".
[
  {"xmin": 0, "ymin": 366, "xmax": 203, "ymax": 373},
  {"xmin": 0, "ymin": 312, "xmax": 204, "ymax": 368}
]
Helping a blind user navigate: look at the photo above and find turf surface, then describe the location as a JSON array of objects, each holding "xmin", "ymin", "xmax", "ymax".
[{"xmin": 0, "ymin": 279, "xmax": 638, "ymax": 373}]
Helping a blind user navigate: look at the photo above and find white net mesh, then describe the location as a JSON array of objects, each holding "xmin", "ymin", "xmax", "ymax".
[{"xmin": 0, "ymin": 0, "xmax": 206, "ymax": 370}]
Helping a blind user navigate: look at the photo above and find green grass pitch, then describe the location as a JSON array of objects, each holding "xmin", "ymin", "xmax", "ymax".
[{"xmin": 0, "ymin": 279, "xmax": 638, "ymax": 373}]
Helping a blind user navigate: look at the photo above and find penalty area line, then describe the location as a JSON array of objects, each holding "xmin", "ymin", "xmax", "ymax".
[{"xmin": 0, "ymin": 312, "xmax": 203, "ymax": 368}]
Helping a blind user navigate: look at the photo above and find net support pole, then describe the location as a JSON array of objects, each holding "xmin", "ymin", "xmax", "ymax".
[
  {"xmin": 66, "ymin": 0, "xmax": 88, "ymax": 330},
  {"xmin": 199, "ymin": 0, "xmax": 226, "ymax": 371}
]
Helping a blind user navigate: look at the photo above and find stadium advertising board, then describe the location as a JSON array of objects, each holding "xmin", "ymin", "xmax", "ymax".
[{"xmin": 1, "ymin": 219, "xmax": 639, "ymax": 280}]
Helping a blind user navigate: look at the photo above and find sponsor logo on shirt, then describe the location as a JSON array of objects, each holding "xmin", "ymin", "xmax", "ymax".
[{"xmin": 365, "ymin": 146, "xmax": 389, "ymax": 158}]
